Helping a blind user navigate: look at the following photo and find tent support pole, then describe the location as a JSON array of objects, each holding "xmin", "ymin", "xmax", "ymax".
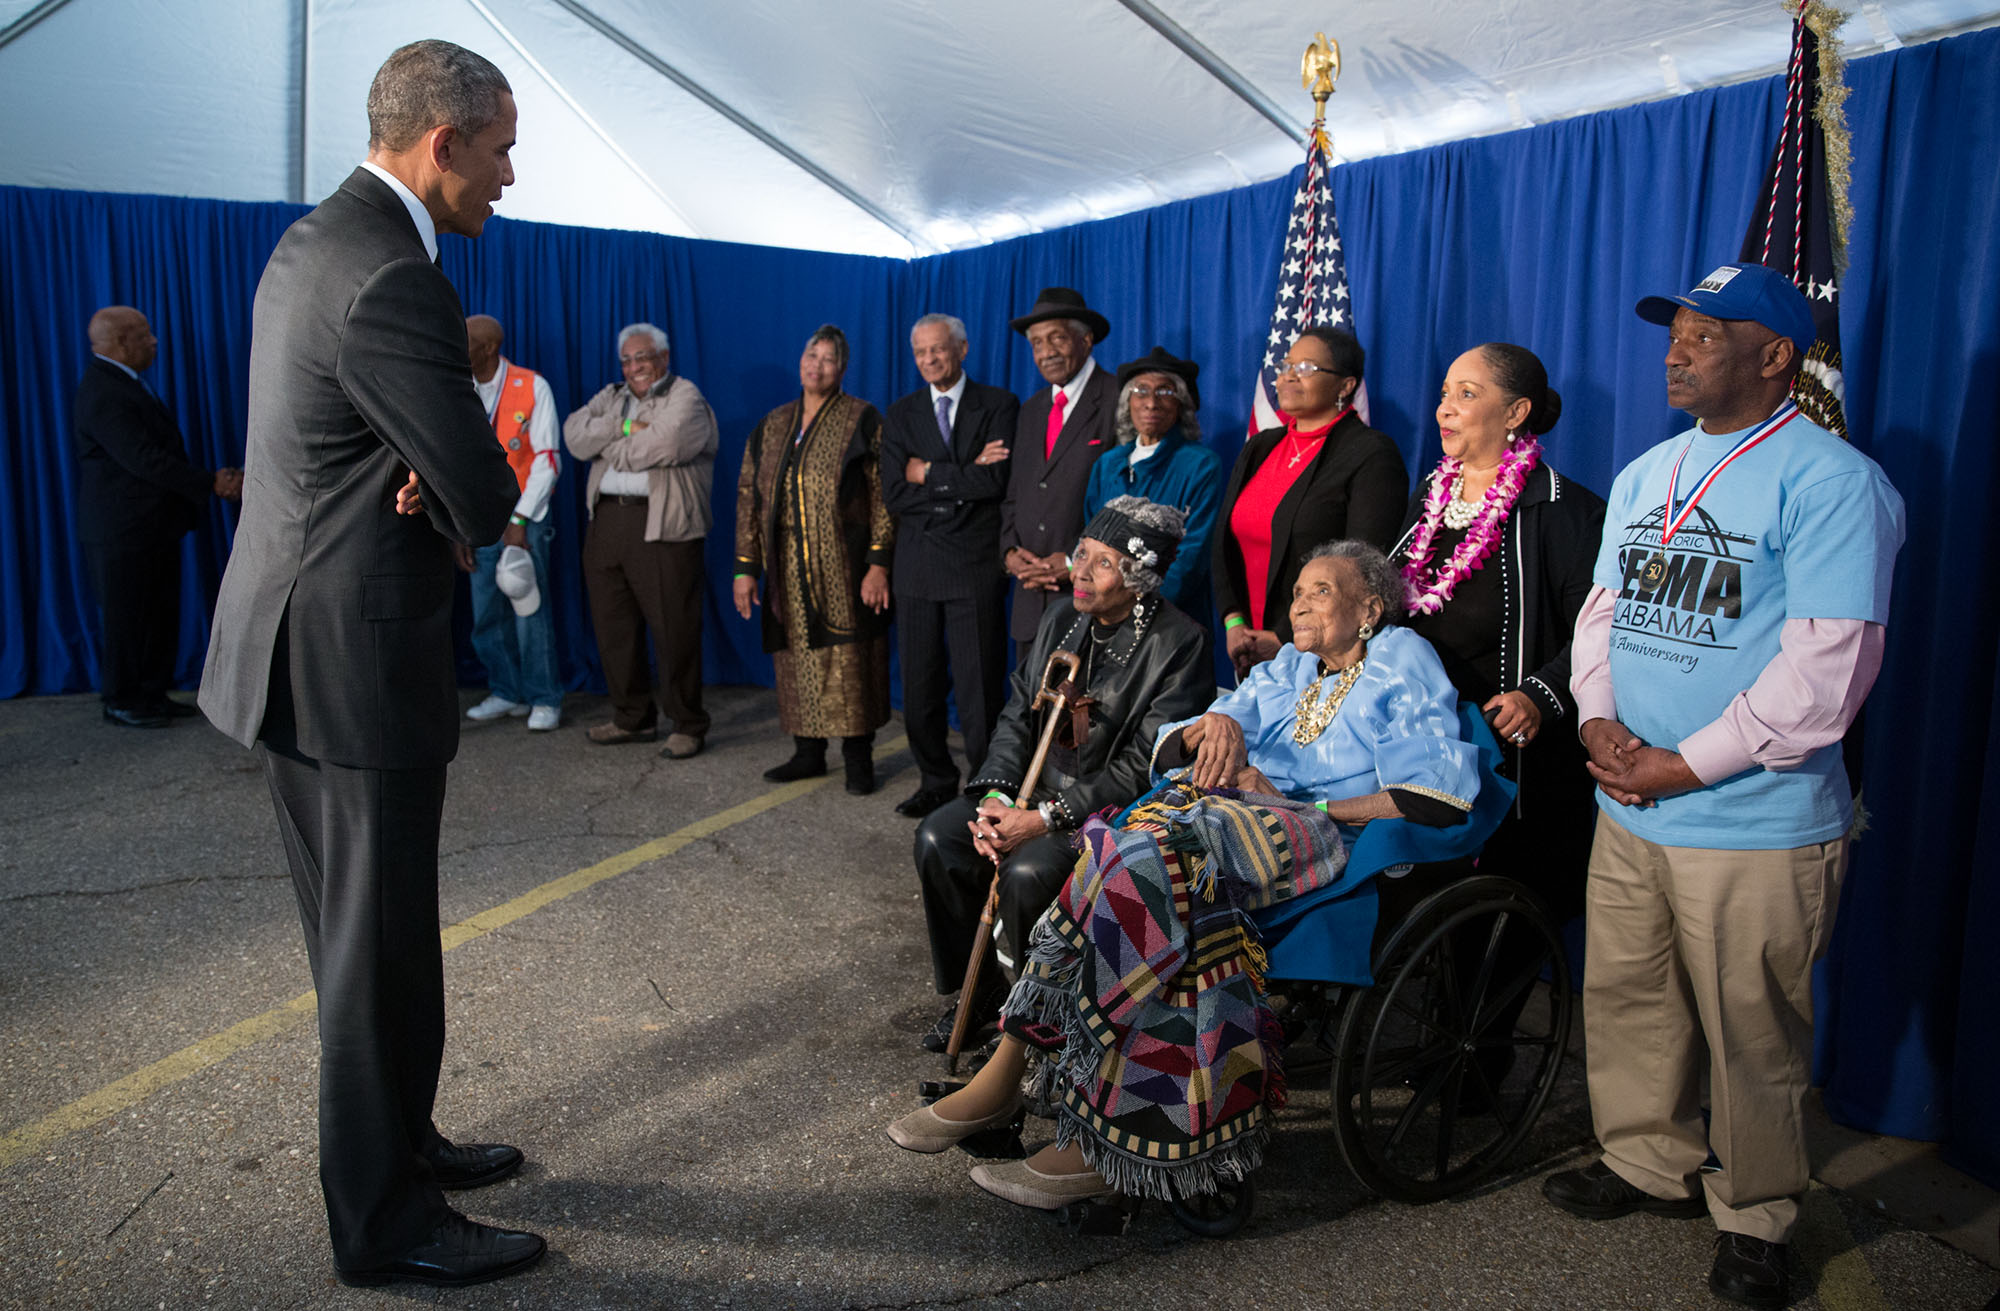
[
  {"xmin": 547, "ymin": 0, "xmax": 925, "ymax": 254},
  {"xmin": 0, "ymin": 0, "xmax": 79, "ymax": 54},
  {"xmin": 1111, "ymin": 0, "xmax": 1308, "ymax": 146},
  {"xmin": 295, "ymin": 0, "xmax": 311, "ymax": 205}
]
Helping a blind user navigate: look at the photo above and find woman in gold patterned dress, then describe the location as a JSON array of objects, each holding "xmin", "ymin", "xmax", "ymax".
[{"xmin": 733, "ymin": 325, "xmax": 894, "ymax": 794}]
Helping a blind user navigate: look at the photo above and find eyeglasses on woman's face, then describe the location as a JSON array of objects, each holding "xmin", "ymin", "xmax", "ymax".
[{"xmin": 1273, "ymin": 360, "xmax": 1334, "ymax": 380}]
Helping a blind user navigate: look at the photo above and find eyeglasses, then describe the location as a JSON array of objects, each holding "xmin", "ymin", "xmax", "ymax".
[
  {"xmin": 1128, "ymin": 386, "xmax": 1180, "ymax": 401},
  {"xmin": 620, "ymin": 352, "xmax": 661, "ymax": 366},
  {"xmin": 1276, "ymin": 360, "xmax": 1342, "ymax": 380}
]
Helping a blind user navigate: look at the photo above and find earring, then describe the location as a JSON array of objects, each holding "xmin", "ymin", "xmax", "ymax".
[
  {"xmin": 1358, "ymin": 621, "xmax": 1375, "ymax": 642},
  {"xmin": 1506, "ymin": 430, "xmax": 1519, "ymax": 445}
]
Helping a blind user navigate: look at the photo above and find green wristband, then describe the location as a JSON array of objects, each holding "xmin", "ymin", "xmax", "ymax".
[
  {"xmin": 982, "ymin": 789, "xmax": 1010, "ymax": 805},
  {"xmin": 621, "ymin": 418, "xmax": 633, "ymax": 436},
  {"xmin": 1224, "ymin": 615, "xmax": 1248, "ymax": 631}
]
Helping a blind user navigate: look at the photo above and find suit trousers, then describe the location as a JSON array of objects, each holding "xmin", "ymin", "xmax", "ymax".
[
  {"xmin": 581, "ymin": 499, "xmax": 709, "ymax": 737},
  {"xmin": 1582, "ymin": 810, "xmax": 1847, "ymax": 1243},
  {"xmin": 261, "ymin": 741, "xmax": 452, "ymax": 1268},
  {"xmin": 896, "ymin": 578, "xmax": 1009, "ymax": 790},
  {"xmin": 915, "ymin": 796, "xmax": 1080, "ymax": 993},
  {"xmin": 83, "ymin": 531, "xmax": 182, "ymax": 708}
]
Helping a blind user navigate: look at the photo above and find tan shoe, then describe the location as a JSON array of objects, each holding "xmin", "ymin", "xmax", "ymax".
[
  {"xmin": 885, "ymin": 1094, "xmax": 1022, "ymax": 1154},
  {"xmin": 659, "ymin": 732, "xmax": 704, "ymax": 760},
  {"xmin": 968, "ymin": 1157, "xmax": 1112, "ymax": 1210},
  {"xmin": 587, "ymin": 721, "xmax": 655, "ymax": 746}
]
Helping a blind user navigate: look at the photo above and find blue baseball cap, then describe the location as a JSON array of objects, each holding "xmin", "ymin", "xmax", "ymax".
[{"xmin": 1636, "ymin": 262, "xmax": 1816, "ymax": 349}]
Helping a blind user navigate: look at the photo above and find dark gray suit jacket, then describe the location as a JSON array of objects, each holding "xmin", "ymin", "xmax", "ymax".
[
  {"xmin": 879, "ymin": 378, "xmax": 1019, "ymax": 600},
  {"xmin": 72, "ymin": 358, "xmax": 212, "ymax": 547},
  {"xmin": 200, "ymin": 168, "xmax": 517, "ymax": 769},
  {"xmin": 999, "ymin": 364, "xmax": 1119, "ymax": 641}
]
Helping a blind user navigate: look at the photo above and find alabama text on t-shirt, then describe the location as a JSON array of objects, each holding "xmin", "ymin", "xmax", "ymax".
[{"xmin": 1590, "ymin": 414, "xmax": 1904, "ymax": 849}]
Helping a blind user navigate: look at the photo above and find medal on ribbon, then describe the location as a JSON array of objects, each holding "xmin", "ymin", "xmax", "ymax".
[{"xmin": 1658, "ymin": 401, "xmax": 1800, "ymax": 555}]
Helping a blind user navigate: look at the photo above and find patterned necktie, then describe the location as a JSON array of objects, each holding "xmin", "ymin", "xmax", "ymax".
[
  {"xmin": 1045, "ymin": 388, "xmax": 1068, "ymax": 460},
  {"xmin": 934, "ymin": 394, "xmax": 953, "ymax": 451}
]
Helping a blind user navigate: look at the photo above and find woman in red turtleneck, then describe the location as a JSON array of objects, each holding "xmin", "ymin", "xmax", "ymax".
[{"xmin": 1214, "ymin": 326, "xmax": 1408, "ymax": 677}]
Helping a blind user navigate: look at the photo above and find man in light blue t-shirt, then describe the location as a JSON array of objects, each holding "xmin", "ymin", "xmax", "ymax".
[{"xmin": 1541, "ymin": 262, "xmax": 1904, "ymax": 1311}]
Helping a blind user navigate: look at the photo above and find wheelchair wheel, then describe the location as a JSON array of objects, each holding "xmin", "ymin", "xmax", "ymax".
[
  {"xmin": 1166, "ymin": 1173, "xmax": 1256, "ymax": 1238},
  {"xmin": 1329, "ymin": 875, "xmax": 1571, "ymax": 1203}
]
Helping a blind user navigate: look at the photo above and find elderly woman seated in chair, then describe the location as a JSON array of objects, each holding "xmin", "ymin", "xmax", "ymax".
[{"xmin": 888, "ymin": 540, "xmax": 1482, "ymax": 1209}]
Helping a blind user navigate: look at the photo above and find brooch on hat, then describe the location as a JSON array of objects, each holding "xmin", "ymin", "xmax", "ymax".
[{"xmin": 1126, "ymin": 535, "xmax": 1159, "ymax": 570}]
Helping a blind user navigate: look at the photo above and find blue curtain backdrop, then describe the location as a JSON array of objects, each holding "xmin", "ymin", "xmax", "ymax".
[{"xmin": 0, "ymin": 29, "xmax": 1994, "ymax": 1180}]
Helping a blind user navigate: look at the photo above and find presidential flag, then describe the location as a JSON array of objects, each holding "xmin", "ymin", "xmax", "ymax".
[
  {"xmin": 1251, "ymin": 127, "xmax": 1368, "ymax": 433},
  {"xmin": 1740, "ymin": 0, "xmax": 1851, "ymax": 438}
]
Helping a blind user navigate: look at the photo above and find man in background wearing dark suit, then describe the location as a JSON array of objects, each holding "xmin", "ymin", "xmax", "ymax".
[
  {"xmin": 200, "ymin": 41, "xmax": 543, "ymax": 1289},
  {"xmin": 73, "ymin": 306, "xmax": 241, "ymax": 727},
  {"xmin": 999, "ymin": 287, "xmax": 1118, "ymax": 646},
  {"xmin": 880, "ymin": 313, "xmax": 1020, "ymax": 818}
]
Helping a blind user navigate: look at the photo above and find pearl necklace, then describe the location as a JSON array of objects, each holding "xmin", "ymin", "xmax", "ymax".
[
  {"xmin": 1293, "ymin": 656, "xmax": 1367, "ymax": 745},
  {"xmin": 1442, "ymin": 473, "xmax": 1480, "ymax": 528}
]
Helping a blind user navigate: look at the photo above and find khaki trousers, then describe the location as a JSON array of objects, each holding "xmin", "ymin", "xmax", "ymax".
[{"xmin": 1582, "ymin": 810, "xmax": 1846, "ymax": 1242}]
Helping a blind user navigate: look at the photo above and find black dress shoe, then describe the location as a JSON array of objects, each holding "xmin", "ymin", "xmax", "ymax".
[
  {"xmin": 428, "ymin": 1139, "xmax": 524, "ymax": 1189},
  {"xmin": 336, "ymin": 1210, "xmax": 546, "ymax": 1288},
  {"xmin": 896, "ymin": 785, "xmax": 959, "ymax": 818},
  {"xmin": 1542, "ymin": 1160, "xmax": 1708, "ymax": 1220},
  {"xmin": 1710, "ymin": 1231, "xmax": 1790, "ymax": 1308},
  {"xmin": 103, "ymin": 704, "xmax": 170, "ymax": 729}
]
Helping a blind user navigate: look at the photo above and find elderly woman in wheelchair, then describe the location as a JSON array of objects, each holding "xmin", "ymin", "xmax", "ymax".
[{"xmin": 889, "ymin": 540, "xmax": 1501, "ymax": 1213}]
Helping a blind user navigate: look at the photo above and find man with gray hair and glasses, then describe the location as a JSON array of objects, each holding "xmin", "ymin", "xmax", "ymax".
[
  {"xmin": 880, "ymin": 312, "xmax": 1020, "ymax": 818},
  {"xmin": 564, "ymin": 320, "xmax": 719, "ymax": 759}
]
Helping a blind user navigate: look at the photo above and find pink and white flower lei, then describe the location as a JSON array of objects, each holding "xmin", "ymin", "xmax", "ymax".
[{"xmin": 1401, "ymin": 437, "xmax": 1542, "ymax": 615}]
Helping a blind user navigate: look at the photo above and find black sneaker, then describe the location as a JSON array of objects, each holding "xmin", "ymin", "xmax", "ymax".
[
  {"xmin": 1709, "ymin": 1231, "xmax": 1790, "ymax": 1308},
  {"xmin": 1541, "ymin": 1160, "xmax": 1708, "ymax": 1220}
]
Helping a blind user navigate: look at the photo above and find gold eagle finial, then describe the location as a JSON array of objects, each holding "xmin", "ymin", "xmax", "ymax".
[{"xmin": 1302, "ymin": 33, "xmax": 1341, "ymax": 129}]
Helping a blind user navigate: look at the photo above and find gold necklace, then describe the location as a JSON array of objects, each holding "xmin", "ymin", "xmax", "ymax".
[{"xmin": 1293, "ymin": 656, "xmax": 1366, "ymax": 745}]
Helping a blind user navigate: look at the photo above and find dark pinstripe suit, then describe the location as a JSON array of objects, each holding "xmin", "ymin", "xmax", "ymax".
[
  {"xmin": 998, "ymin": 364, "xmax": 1119, "ymax": 642},
  {"xmin": 881, "ymin": 378, "xmax": 1019, "ymax": 789}
]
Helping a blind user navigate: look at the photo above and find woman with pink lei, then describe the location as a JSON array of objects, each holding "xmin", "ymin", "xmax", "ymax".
[{"xmin": 1390, "ymin": 342, "xmax": 1604, "ymax": 927}]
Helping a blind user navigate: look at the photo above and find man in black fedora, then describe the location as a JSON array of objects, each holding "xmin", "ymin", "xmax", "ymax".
[{"xmin": 999, "ymin": 286, "xmax": 1119, "ymax": 646}]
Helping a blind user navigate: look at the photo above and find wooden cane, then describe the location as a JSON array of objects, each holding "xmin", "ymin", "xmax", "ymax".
[{"xmin": 943, "ymin": 649, "xmax": 1083, "ymax": 1074}]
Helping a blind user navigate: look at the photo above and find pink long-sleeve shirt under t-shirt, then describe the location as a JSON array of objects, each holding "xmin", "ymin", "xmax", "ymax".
[{"xmin": 1568, "ymin": 585, "xmax": 1885, "ymax": 786}]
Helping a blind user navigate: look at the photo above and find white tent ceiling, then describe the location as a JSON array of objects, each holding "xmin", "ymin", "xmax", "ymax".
[{"xmin": 2, "ymin": 0, "xmax": 1995, "ymax": 257}]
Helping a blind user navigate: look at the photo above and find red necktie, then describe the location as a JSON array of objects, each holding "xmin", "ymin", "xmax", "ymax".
[{"xmin": 1044, "ymin": 389, "xmax": 1068, "ymax": 460}]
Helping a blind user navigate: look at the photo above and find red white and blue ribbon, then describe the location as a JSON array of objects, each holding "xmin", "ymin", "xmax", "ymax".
[{"xmin": 1660, "ymin": 401, "xmax": 1801, "ymax": 546}]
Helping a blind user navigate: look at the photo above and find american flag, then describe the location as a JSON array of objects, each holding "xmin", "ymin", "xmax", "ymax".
[
  {"xmin": 1739, "ymin": 0, "xmax": 1849, "ymax": 438},
  {"xmin": 1251, "ymin": 130, "xmax": 1368, "ymax": 433}
]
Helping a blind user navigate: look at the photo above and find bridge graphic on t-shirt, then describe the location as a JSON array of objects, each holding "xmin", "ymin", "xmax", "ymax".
[{"xmin": 1608, "ymin": 504, "xmax": 1756, "ymax": 654}]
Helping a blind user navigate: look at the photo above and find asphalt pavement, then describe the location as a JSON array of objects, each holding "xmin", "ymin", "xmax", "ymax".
[{"xmin": 1, "ymin": 687, "xmax": 1993, "ymax": 1309}]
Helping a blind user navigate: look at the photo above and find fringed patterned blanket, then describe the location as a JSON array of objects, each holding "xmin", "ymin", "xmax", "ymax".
[{"xmin": 1000, "ymin": 781, "xmax": 1348, "ymax": 1199}]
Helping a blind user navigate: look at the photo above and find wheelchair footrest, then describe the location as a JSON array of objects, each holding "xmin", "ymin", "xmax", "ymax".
[
  {"xmin": 954, "ymin": 1118, "xmax": 1027, "ymax": 1159},
  {"xmin": 1059, "ymin": 1196, "xmax": 1139, "ymax": 1237}
]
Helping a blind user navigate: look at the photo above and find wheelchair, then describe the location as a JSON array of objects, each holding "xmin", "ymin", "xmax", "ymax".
[{"xmin": 930, "ymin": 703, "xmax": 1575, "ymax": 1239}]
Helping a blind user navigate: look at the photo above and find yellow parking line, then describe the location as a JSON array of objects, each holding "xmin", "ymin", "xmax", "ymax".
[
  {"xmin": 0, "ymin": 736, "xmax": 906, "ymax": 1171},
  {"xmin": 1794, "ymin": 1181, "xmax": 1891, "ymax": 1311}
]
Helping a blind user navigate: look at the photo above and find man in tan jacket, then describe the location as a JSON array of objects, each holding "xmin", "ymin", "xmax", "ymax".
[{"xmin": 563, "ymin": 322, "xmax": 717, "ymax": 758}]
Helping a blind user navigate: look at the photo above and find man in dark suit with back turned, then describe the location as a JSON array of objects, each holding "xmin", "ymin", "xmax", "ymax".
[
  {"xmin": 199, "ymin": 40, "xmax": 544, "ymax": 1289},
  {"xmin": 880, "ymin": 312, "xmax": 1021, "ymax": 818},
  {"xmin": 73, "ymin": 306, "xmax": 241, "ymax": 727},
  {"xmin": 1000, "ymin": 287, "xmax": 1119, "ymax": 647}
]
